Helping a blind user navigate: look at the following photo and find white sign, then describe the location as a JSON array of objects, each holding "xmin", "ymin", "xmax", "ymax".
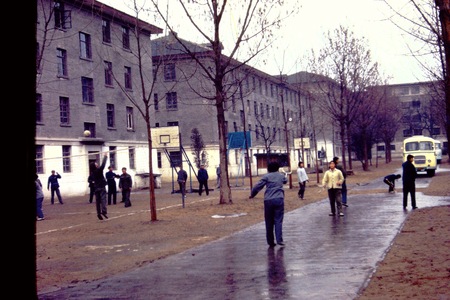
[{"xmin": 294, "ymin": 138, "xmax": 310, "ymax": 149}]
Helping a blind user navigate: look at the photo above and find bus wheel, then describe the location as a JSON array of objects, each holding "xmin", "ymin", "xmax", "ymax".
[{"xmin": 427, "ymin": 169, "xmax": 435, "ymax": 177}]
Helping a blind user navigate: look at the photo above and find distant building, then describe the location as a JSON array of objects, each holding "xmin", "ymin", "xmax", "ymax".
[
  {"xmin": 375, "ymin": 81, "xmax": 447, "ymax": 160},
  {"xmin": 151, "ymin": 32, "xmax": 305, "ymax": 179}
]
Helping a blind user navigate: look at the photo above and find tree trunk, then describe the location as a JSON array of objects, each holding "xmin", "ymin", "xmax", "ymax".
[{"xmin": 436, "ymin": 0, "xmax": 450, "ymax": 162}]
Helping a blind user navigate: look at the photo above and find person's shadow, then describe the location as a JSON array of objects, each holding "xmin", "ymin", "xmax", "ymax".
[{"xmin": 267, "ymin": 246, "xmax": 288, "ymax": 296}]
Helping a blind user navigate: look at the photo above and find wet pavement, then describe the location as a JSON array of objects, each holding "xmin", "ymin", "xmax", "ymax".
[{"xmin": 39, "ymin": 171, "xmax": 450, "ymax": 300}]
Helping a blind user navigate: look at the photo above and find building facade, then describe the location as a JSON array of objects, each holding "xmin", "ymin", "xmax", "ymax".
[
  {"xmin": 374, "ymin": 81, "xmax": 447, "ymax": 160},
  {"xmin": 150, "ymin": 32, "xmax": 308, "ymax": 183},
  {"xmin": 36, "ymin": 0, "xmax": 162, "ymax": 197}
]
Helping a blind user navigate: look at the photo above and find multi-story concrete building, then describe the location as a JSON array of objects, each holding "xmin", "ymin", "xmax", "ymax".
[
  {"xmin": 35, "ymin": 0, "xmax": 162, "ymax": 197},
  {"xmin": 374, "ymin": 81, "xmax": 447, "ymax": 160},
  {"xmin": 150, "ymin": 32, "xmax": 307, "ymax": 184}
]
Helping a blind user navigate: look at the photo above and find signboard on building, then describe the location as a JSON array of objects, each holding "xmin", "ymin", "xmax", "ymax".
[
  {"xmin": 294, "ymin": 137, "xmax": 310, "ymax": 149},
  {"xmin": 151, "ymin": 126, "xmax": 180, "ymax": 148},
  {"xmin": 228, "ymin": 131, "xmax": 252, "ymax": 149}
]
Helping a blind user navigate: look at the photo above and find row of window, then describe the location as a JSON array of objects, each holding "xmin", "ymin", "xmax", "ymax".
[
  {"xmin": 35, "ymin": 145, "xmax": 136, "ymax": 174},
  {"xmin": 36, "ymin": 93, "xmax": 135, "ymax": 135},
  {"xmin": 50, "ymin": 44, "xmax": 133, "ymax": 91},
  {"xmin": 53, "ymin": 1, "xmax": 130, "ymax": 50}
]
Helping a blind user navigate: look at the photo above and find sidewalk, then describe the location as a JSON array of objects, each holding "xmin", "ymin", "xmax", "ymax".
[{"xmin": 39, "ymin": 180, "xmax": 450, "ymax": 299}]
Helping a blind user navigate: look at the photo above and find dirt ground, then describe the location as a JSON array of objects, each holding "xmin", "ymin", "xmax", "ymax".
[{"xmin": 36, "ymin": 158, "xmax": 450, "ymax": 298}]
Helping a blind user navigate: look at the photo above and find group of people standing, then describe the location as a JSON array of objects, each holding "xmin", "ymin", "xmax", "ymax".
[{"xmin": 35, "ymin": 152, "xmax": 134, "ymax": 221}]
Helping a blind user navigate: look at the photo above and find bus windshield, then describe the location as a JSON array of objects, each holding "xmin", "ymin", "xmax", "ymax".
[{"xmin": 405, "ymin": 141, "xmax": 433, "ymax": 151}]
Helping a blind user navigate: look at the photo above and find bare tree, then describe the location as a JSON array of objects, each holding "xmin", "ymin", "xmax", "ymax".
[
  {"xmin": 307, "ymin": 26, "xmax": 385, "ymax": 171},
  {"xmin": 148, "ymin": 0, "xmax": 292, "ymax": 204},
  {"xmin": 384, "ymin": 0, "xmax": 449, "ymax": 160},
  {"xmin": 105, "ymin": 1, "xmax": 163, "ymax": 221}
]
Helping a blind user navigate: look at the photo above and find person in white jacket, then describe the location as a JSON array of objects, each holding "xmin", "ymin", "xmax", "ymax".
[{"xmin": 296, "ymin": 161, "xmax": 309, "ymax": 200}]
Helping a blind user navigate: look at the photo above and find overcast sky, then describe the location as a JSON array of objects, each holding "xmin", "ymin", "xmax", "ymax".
[{"xmin": 99, "ymin": 0, "xmax": 434, "ymax": 85}]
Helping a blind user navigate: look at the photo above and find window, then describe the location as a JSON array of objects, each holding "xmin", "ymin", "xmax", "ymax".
[
  {"xmin": 403, "ymin": 129, "xmax": 412, "ymax": 137},
  {"xmin": 260, "ymin": 103, "xmax": 264, "ymax": 118},
  {"xmin": 84, "ymin": 122, "xmax": 96, "ymax": 137},
  {"xmin": 126, "ymin": 106, "xmax": 134, "ymax": 130},
  {"xmin": 104, "ymin": 61, "xmax": 113, "ymax": 86},
  {"xmin": 224, "ymin": 121, "xmax": 229, "ymax": 140},
  {"xmin": 154, "ymin": 93, "xmax": 159, "ymax": 111},
  {"xmin": 166, "ymin": 92, "xmax": 178, "ymax": 109},
  {"xmin": 233, "ymin": 122, "xmax": 238, "ymax": 132},
  {"xmin": 266, "ymin": 105, "xmax": 270, "ymax": 118},
  {"xmin": 57, "ymin": 48, "xmax": 67, "ymax": 77},
  {"xmin": 231, "ymin": 95, "xmax": 236, "ymax": 112},
  {"xmin": 54, "ymin": 1, "xmax": 71, "ymax": 29},
  {"xmin": 431, "ymin": 127, "xmax": 441, "ymax": 135},
  {"xmin": 167, "ymin": 121, "xmax": 178, "ymax": 126},
  {"xmin": 62, "ymin": 145, "xmax": 71, "ymax": 173},
  {"xmin": 247, "ymin": 100, "xmax": 250, "ymax": 115},
  {"xmin": 109, "ymin": 146, "xmax": 117, "ymax": 168},
  {"xmin": 102, "ymin": 19, "xmax": 111, "ymax": 43},
  {"xmin": 124, "ymin": 66, "xmax": 132, "ymax": 89},
  {"xmin": 152, "ymin": 64, "xmax": 158, "ymax": 80},
  {"xmin": 122, "ymin": 26, "xmax": 130, "ymax": 50},
  {"xmin": 413, "ymin": 128, "xmax": 422, "ymax": 135},
  {"xmin": 36, "ymin": 93, "xmax": 43, "ymax": 123},
  {"xmin": 107, "ymin": 104, "xmax": 115, "ymax": 128},
  {"xmin": 81, "ymin": 77, "xmax": 94, "ymax": 103},
  {"xmin": 59, "ymin": 97, "xmax": 70, "ymax": 125},
  {"xmin": 129, "ymin": 147, "xmax": 135, "ymax": 169},
  {"xmin": 157, "ymin": 152, "xmax": 162, "ymax": 168},
  {"xmin": 412, "ymin": 100, "xmax": 421, "ymax": 108},
  {"xmin": 79, "ymin": 32, "xmax": 92, "ymax": 59},
  {"xmin": 377, "ymin": 145, "xmax": 385, "ymax": 151},
  {"xmin": 254, "ymin": 101, "xmax": 258, "ymax": 115},
  {"xmin": 36, "ymin": 145, "xmax": 44, "ymax": 174},
  {"xmin": 164, "ymin": 63, "xmax": 176, "ymax": 81}
]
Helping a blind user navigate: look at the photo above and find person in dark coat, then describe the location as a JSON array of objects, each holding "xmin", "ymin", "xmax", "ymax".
[
  {"xmin": 177, "ymin": 165, "xmax": 188, "ymax": 199},
  {"xmin": 91, "ymin": 153, "xmax": 108, "ymax": 220},
  {"xmin": 87, "ymin": 172, "xmax": 95, "ymax": 203},
  {"xmin": 197, "ymin": 164, "xmax": 209, "ymax": 196},
  {"xmin": 402, "ymin": 154, "xmax": 418, "ymax": 209},
  {"xmin": 47, "ymin": 170, "xmax": 63, "ymax": 204},
  {"xmin": 105, "ymin": 166, "xmax": 120, "ymax": 205},
  {"xmin": 383, "ymin": 174, "xmax": 401, "ymax": 193},
  {"xmin": 119, "ymin": 167, "xmax": 133, "ymax": 207}
]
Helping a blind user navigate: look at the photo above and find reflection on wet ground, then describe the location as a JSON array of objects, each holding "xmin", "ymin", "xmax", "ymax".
[{"xmin": 39, "ymin": 170, "xmax": 450, "ymax": 300}]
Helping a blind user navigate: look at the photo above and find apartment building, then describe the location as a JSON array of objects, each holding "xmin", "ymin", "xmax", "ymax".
[
  {"xmin": 150, "ymin": 32, "xmax": 307, "ymax": 181},
  {"xmin": 375, "ymin": 81, "xmax": 447, "ymax": 159},
  {"xmin": 35, "ymin": 0, "xmax": 162, "ymax": 197}
]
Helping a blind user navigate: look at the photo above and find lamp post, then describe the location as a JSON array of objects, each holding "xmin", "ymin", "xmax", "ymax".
[{"xmin": 279, "ymin": 77, "xmax": 293, "ymax": 189}]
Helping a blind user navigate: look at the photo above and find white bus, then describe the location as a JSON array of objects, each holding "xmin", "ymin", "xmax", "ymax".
[{"xmin": 402, "ymin": 135, "xmax": 437, "ymax": 177}]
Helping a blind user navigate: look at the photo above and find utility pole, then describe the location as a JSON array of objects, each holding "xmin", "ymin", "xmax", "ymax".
[
  {"xmin": 238, "ymin": 79, "xmax": 253, "ymax": 189},
  {"xmin": 279, "ymin": 75, "xmax": 293, "ymax": 189}
]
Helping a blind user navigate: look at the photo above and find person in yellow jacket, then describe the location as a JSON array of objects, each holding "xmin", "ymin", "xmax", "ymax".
[{"xmin": 322, "ymin": 161, "xmax": 345, "ymax": 216}]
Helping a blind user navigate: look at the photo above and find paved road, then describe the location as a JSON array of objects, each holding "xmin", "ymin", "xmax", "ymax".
[{"xmin": 39, "ymin": 170, "xmax": 450, "ymax": 300}]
